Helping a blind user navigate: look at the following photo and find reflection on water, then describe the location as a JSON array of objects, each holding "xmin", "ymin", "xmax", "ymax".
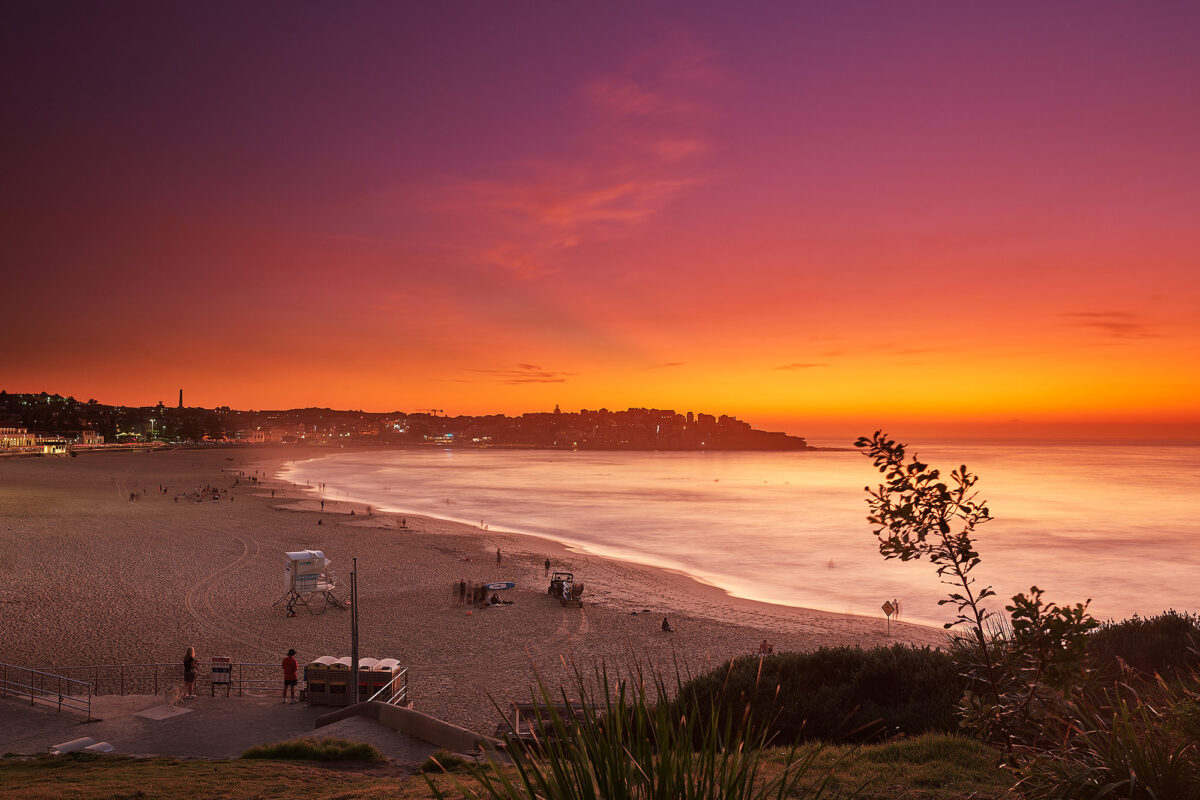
[{"xmin": 280, "ymin": 441, "xmax": 1200, "ymax": 627}]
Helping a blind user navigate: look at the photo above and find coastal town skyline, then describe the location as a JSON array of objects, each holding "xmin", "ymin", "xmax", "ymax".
[
  {"xmin": 5, "ymin": 3, "xmax": 1199, "ymax": 439},
  {"xmin": 0, "ymin": 388, "xmax": 815, "ymax": 450}
]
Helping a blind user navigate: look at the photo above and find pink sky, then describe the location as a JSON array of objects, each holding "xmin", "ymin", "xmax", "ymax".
[{"xmin": 3, "ymin": 3, "xmax": 1198, "ymax": 439}]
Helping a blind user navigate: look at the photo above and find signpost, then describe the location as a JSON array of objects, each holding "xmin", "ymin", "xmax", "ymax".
[
  {"xmin": 211, "ymin": 656, "xmax": 231, "ymax": 697},
  {"xmin": 350, "ymin": 557, "xmax": 359, "ymax": 703},
  {"xmin": 881, "ymin": 600, "xmax": 896, "ymax": 635}
]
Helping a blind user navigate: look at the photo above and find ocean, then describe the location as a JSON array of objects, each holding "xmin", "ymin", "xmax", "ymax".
[{"xmin": 277, "ymin": 439, "xmax": 1200, "ymax": 628}]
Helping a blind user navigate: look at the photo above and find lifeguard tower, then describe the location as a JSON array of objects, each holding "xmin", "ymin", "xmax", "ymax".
[{"xmin": 275, "ymin": 550, "xmax": 344, "ymax": 616}]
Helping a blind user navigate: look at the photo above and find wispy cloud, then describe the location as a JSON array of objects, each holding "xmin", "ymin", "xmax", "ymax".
[
  {"xmin": 464, "ymin": 364, "xmax": 577, "ymax": 384},
  {"xmin": 434, "ymin": 39, "xmax": 720, "ymax": 279},
  {"xmin": 774, "ymin": 362, "xmax": 830, "ymax": 370},
  {"xmin": 1061, "ymin": 311, "xmax": 1160, "ymax": 339}
]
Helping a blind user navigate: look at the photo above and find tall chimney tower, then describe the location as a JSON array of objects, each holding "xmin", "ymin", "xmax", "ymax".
[{"xmin": 178, "ymin": 389, "xmax": 183, "ymax": 409}]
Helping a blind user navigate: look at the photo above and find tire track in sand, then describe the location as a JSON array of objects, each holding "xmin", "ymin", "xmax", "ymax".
[{"xmin": 183, "ymin": 531, "xmax": 274, "ymax": 656}]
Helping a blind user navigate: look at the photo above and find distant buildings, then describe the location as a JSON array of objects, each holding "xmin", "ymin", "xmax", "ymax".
[
  {"xmin": 0, "ymin": 391, "xmax": 809, "ymax": 452},
  {"xmin": 0, "ymin": 424, "xmax": 103, "ymax": 450},
  {"xmin": 0, "ymin": 425, "xmax": 38, "ymax": 448}
]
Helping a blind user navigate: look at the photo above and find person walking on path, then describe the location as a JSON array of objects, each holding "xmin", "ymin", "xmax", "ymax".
[
  {"xmin": 182, "ymin": 647, "xmax": 197, "ymax": 698},
  {"xmin": 282, "ymin": 649, "xmax": 299, "ymax": 704}
]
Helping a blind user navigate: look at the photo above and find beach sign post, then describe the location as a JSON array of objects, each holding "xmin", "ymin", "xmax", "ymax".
[
  {"xmin": 881, "ymin": 600, "xmax": 895, "ymax": 635},
  {"xmin": 350, "ymin": 557, "xmax": 359, "ymax": 704},
  {"xmin": 210, "ymin": 656, "xmax": 231, "ymax": 697}
]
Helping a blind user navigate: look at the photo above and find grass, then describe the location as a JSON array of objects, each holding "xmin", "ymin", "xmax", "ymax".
[
  {"xmin": 417, "ymin": 749, "xmax": 473, "ymax": 773},
  {"xmin": 793, "ymin": 734, "xmax": 1019, "ymax": 799},
  {"xmin": 241, "ymin": 736, "xmax": 384, "ymax": 763},
  {"xmin": 0, "ymin": 734, "xmax": 1012, "ymax": 800},
  {"xmin": 0, "ymin": 754, "xmax": 410, "ymax": 800}
]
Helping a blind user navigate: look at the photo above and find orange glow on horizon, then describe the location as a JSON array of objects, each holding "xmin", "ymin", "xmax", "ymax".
[{"xmin": 3, "ymin": 5, "xmax": 1199, "ymax": 440}]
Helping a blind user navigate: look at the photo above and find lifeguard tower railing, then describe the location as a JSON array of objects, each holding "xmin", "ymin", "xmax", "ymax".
[
  {"xmin": 366, "ymin": 667, "xmax": 409, "ymax": 707},
  {"xmin": 0, "ymin": 662, "xmax": 92, "ymax": 721},
  {"xmin": 42, "ymin": 662, "xmax": 290, "ymax": 698}
]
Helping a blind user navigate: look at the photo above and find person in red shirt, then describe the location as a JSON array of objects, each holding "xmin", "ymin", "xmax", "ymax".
[{"xmin": 282, "ymin": 648, "xmax": 299, "ymax": 704}]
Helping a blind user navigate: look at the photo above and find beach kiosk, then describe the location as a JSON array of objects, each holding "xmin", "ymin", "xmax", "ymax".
[
  {"xmin": 326, "ymin": 657, "xmax": 352, "ymax": 706},
  {"xmin": 275, "ymin": 550, "xmax": 344, "ymax": 616},
  {"xmin": 374, "ymin": 658, "xmax": 407, "ymax": 704},
  {"xmin": 305, "ymin": 656, "xmax": 337, "ymax": 705},
  {"xmin": 357, "ymin": 658, "xmax": 380, "ymax": 700},
  {"xmin": 304, "ymin": 655, "xmax": 405, "ymax": 706}
]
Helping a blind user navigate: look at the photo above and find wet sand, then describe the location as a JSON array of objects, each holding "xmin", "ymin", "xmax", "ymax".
[{"xmin": 0, "ymin": 446, "xmax": 942, "ymax": 732}]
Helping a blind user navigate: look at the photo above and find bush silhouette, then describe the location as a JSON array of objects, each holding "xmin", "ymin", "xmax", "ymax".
[{"xmin": 676, "ymin": 644, "xmax": 963, "ymax": 744}]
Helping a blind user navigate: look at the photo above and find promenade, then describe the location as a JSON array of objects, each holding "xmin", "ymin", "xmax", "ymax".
[{"xmin": 0, "ymin": 693, "xmax": 440, "ymax": 765}]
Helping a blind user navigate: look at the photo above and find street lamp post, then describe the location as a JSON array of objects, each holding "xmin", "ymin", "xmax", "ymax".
[{"xmin": 350, "ymin": 557, "xmax": 359, "ymax": 703}]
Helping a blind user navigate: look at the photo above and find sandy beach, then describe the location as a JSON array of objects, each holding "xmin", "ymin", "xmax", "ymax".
[{"xmin": 0, "ymin": 446, "xmax": 943, "ymax": 733}]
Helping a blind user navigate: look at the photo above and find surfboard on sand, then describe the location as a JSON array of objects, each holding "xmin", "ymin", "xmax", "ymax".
[{"xmin": 485, "ymin": 581, "xmax": 516, "ymax": 590}]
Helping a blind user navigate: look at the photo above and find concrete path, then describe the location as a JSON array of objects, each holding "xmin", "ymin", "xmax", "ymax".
[{"xmin": 0, "ymin": 694, "xmax": 438, "ymax": 764}]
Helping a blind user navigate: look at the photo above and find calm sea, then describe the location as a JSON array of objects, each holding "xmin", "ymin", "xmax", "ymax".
[{"xmin": 278, "ymin": 440, "xmax": 1200, "ymax": 627}]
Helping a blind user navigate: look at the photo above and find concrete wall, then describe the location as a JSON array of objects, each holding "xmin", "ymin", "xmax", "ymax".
[{"xmin": 315, "ymin": 701, "xmax": 498, "ymax": 753}]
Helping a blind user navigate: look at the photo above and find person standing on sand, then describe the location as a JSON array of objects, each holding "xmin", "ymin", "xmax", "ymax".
[
  {"xmin": 458, "ymin": 578, "xmax": 466, "ymax": 605},
  {"xmin": 282, "ymin": 648, "xmax": 299, "ymax": 704},
  {"xmin": 320, "ymin": 499, "xmax": 325, "ymax": 511},
  {"xmin": 496, "ymin": 548, "xmax": 501, "ymax": 565},
  {"xmin": 182, "ymin": 647, "xmax": 197, "ymax": 698},
  {"xmin": 544, "ymin": 558, "xmax": 550, "ymax": 575}
]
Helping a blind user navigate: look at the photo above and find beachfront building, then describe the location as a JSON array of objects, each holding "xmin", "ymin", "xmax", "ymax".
[
  {"xmin": 0, "ymin": 425, "xmax": 38, "ymax": 448},
  {"xmin": 60, "ymin": 429, "xmax": 105, "ymax": 445}
]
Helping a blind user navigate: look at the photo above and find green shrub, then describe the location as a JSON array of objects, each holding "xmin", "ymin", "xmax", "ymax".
[
  {"xmin": 1016, "ymin": 673, "xmax": 1200, "ymax": 800},
  {"xmin": 240, "ymin": 737, "xmax": 383, "ymax": 762},
  {"xmin": 675, "ymin": 645, "xmax": 963, "ymax": 744},
  {"xmin": 1087, "ymin": 610, "xmax": 1200, "ymax": 683},
  {"xmin": 419, "ymin": 749, "xmax": 471, "ymax": 773}
]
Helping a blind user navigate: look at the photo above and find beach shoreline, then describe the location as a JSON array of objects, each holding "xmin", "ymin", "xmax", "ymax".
[
  {"xmin": 263, "ymin": 446, "xmax": 934, "ymax": 634},
  {"xmin": 1, "ymin": 445, "xmax": 943, "ymax": 733}
]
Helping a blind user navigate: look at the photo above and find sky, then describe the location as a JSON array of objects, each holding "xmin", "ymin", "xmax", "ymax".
[{"xmin": 4, "ymin": 2, "xmax": 1199, "ymax": 440}]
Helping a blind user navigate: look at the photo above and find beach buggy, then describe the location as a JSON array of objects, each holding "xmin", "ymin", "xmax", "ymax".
[{"xmin": 548, "ymin": 571, "xmax": 584, "ymax": 607}]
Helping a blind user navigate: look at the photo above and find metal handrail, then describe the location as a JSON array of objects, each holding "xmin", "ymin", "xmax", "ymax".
[
  {"xmin": 16, "ymin": 661, "xmax": 410, "ymax": 707},
  {"xmin": 366, "ymin": 668, "xmax": 409, "ymax": 706},
  {"xmin": 37, "ymin": 661, "xmax": 293, "ymax": 698},
  {"xmin": 0, "ymin": 662, "xmax": 92, "ymax": 720}
]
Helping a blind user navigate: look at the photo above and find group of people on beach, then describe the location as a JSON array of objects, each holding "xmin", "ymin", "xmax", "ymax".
[
  {"xmin": 456, "ymin": 578, "xmax": 504, "ymax": 608},
  {"xmin": 130, "ymin": 481, "xmax": 232, "ymax": 503}
]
